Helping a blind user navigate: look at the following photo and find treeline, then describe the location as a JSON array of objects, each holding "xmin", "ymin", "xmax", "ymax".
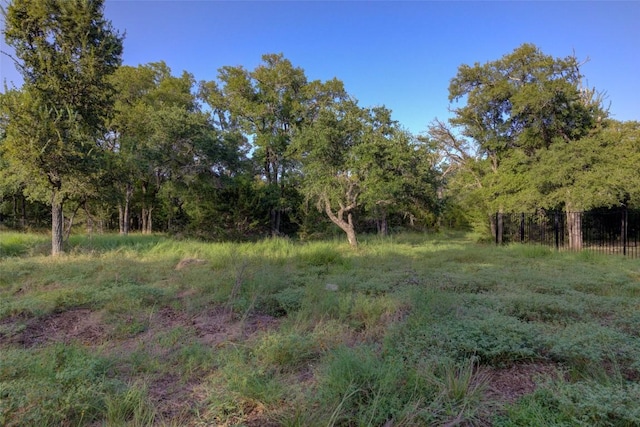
[
  {"xmin": 1, "ymin": 1, "xmax": 639, "ymax": 254},
  {"xmin": 0, "ymin": 53, "xmax": 442, "ymax": 246},
  {"xmin": 430, "ymin": 44, "xmax": 640, "ymax": 248}
]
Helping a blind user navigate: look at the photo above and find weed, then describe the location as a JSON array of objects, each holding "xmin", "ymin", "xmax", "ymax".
[
  {"xmin": 206, "ymin": 346, "xmax": 285, "ymax": 423},
  {"xmin": 2, "ymin": 232, "xmax": 640, "ymax": 425},
  {"xmin": 173, "ymin": 342, "xmax": 216, "ymax": 377},
  {"xmin": 498, "ymin": 380, "xmax": 640, "ymax": 426},
  {"xmin": 254, "ymin": 330, "xmax": 317, "ymax": 371},
  {"xmin": 315, "ymin": 345, "xmax": 435, "ymax": 426},
  {"xmin": 0, "ymin": 232, "xmax": 49, "ymax": 257},
  {"xmin": 105, "ymin": 382, "xmax": 157, "ymax": 426},
  {"xmin": 546, "ymin": 322, "xmax": 640, "ymax": 379},
  {"xmin": 390, "ymin": 290, "xmax": 543, "ymax": 366},
  {"xmin": 0, "ymin": 343, "xmax": 120, "ymax": 426}
]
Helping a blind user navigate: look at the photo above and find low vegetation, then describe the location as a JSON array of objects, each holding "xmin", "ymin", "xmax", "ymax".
[{"xmin": 1, "ymin": 231, "xmax": 640, "ymax": 426}]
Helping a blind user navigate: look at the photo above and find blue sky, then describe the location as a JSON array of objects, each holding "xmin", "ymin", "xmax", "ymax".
[{"xmin": 1, "ymin": 1, "xmax": 638, "ymax": 135}]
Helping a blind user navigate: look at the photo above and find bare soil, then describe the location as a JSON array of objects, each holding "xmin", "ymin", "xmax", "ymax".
[
  {"xmin": 1, "ymin": 304, "xmax": 561, "ymax": 425},
  {"xmin": 0, "ymin": 303, "xmax": 282, "ymax": 424},
  {"xmin": 483, "ymin": 361, "xmax": 562, "ymax": 404}
]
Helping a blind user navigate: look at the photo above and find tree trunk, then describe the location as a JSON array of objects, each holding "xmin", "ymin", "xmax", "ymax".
[
  {"xmin": 141, "ymin": 207, "xmax": 153, "ymax": 234},
  {"xmin": 490, "ymin": 212, "xmax": 504, "ymax": 244},
  {"xmin": 270, "ymin": 208, "xmax": 281, "ymax": 237},
  {"xmin": 64, "ymin": 203, "xmax": 81, "ymax": 243},
  {"xmin": 123, "ymin": 200, "xmax": 130, "ymax": 234},
  {"xmin": 84, "ymin": 203, "xmax": 94, "ymax": 234},
  {"xmin": 20, "ymin": 195, "xmax": 26, "ymax": 228},
  {"xmin": 566, "ymin": 209, "xmax": 583, "ymax": 250},
  {"xmin": 346, "ymin": 212, "xmax": 358, "ymax": 247},
  {"xmin": 321, "ymin": 196, "xmax": 358, "ymax": 248},
  {"xmin": 118, "ymin": 204, "xmax": 125, "ymax": 234},
  {"xmin": 141, "ymin": 208, "xmax": 148, "ymax": 234},
  {"xmin": 377, "ymin": 216, "xmax": 388, "ymax": 237},
  {"xmin": 147, "ymin": 208, "xmax": 152, "ymax": 234},
  {"xmin": 123, "ymin": 184, "xmax": 132, "ymax": 235},
  {"xmin": 51, "ymin": 197, "xmax": 64, "ymax": 256}
]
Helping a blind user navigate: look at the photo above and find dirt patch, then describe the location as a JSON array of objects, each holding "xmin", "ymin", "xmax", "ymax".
[
  {"xmin": 190, "ymin": 307, "xmax": 281, "ymax": 347},
  {"xmin": 1, "ymin": 303, "xmax": 283, "ymax": 424},
  {"xmin": 483, "ymin": 361, "xmax": 562, "ymax": 404},
  {"xmin": 175, "ymin": 258, "xmax": 207, "ymax": 270},
  {"xmin": 1, "ymin": 308, "xmax": 108, "ymax": 347},
  {"xmin": 147, "ymin": 373, "xmax": 205, "ymax": 421}
]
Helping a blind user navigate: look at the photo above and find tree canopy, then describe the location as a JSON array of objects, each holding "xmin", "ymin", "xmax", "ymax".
[
  {"xmin": 2, "ymin": 0, "xmax": 123, "ymax": 254},
  {"xmin": 1, "ymin": 15, "xmax": 637, "ymax": 251}
]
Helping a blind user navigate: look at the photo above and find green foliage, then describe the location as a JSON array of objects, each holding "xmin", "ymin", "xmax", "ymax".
[
  {"xmin": 105, "ymin": 383, "xmax": 157, "ymax": 426},
  {"xmin": 392, "ymin": 292, "xmax": 543, "ymax": 366},
  {"xmin": 0, "ymin": 232, "xmax": 49, "ymax": 257},
  {"xmin": 2, "ymin": 0, "xmax": 123, "ymax": 254},
  {"xmin": 211, "ymin": 346, "xmax": 285, "ymax": 407},
  {"xmin": 438, "ymin": 43, "xmax": 626, "ymax": 226},
  {"xmin": 2, "ymin": 233, "xmax": 640, "ymax": 425},
  {"xmin": 254, "ymin": 330, "xmax": 317, "ymax": 371},
  {"xmin": 546, "ymin": 322, "xmax": 640, "ymax": 377},
  {"xmin": 273, "ymin": 286, "xmax": 306, "ymax": 314},
  {"xmin": 316, "ymin": 345, "xmax": 433, "ymax": 426},
  {"xmin": 292, "ymin": 99, "xmax": 439, "ymax": 245},
  {"xmin": 551, "ymin": 380, "xmax": 640, "ymax": 426},
  {"xmin": 296, "ymin": 243, "xmax": 345, "ymax": 267},
  {"xmin": 498, "ymin": 381, "xmax": 640, "ymax": 426},
  {"xmin": 0, "ymin": 344, "xmax": 121, "ymax": 426}
]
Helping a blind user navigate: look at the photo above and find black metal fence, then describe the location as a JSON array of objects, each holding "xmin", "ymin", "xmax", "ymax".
[{"xmin": 497, "ymin": 208, "xmax": 640, "ymax": 258}]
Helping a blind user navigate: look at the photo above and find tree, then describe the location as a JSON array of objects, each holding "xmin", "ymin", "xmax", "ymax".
[
  {"xmin": 292, "ymin": 100, "xmax": 437, "ymax": 246},
  {"xmin": 201, "ymin": 54, "xmax": 349, "ymax": 237},
  {"xmin": 446, "ymin": 44, "xmax": 605, "ymax": 246},
  {"xmin": 208, "ymin": 54, "xmax": 307, "ymax": 235},
  {"xmin": 292, "ymin": 99, "xmax": 363, "ymax": 246},
  {"xmin": 355, "ymin": 107, "xmax": 438, "ymax": 235},
  {"xmin": 108, "ymin": 62, "xmax": 218, "ymax": 235},
  {"xmin": 2, "ymin": 0, "xmax": 122, "ymax": 254},
  {"xmin": 531, "ymin": 120, "xmax": 640, "ymax": 210}
]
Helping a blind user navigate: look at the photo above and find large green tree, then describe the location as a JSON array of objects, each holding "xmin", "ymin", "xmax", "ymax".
[
  {"xmin": 354, "ymin": 107, "xmax": 439, "ymax": 235},
  {"xmin": 445, "ymin": 43, "xmax": 606, "ymax": 246},
  {"xmin": 291, "ymin": 98, "xmax": 363, "ymax": 246},
  {"xmin": 2, "ymin": 0, "xmax": 122, "ymax": 254},
  {"xmin": 108, "ymin": 62, "xmax": 221, "ymax": 234},
  {"xmin": 531, "ymin": 120, "xmax": 640, "ymax": 210},
  {"xmin": 202, "ymin": 54, "xmax": 306, "ymax": 235},
  {"xmin": 201, "ymin": 54, "xmax": 347, "ymax": 236},
  {"xmin": 292, "ymin": 100, "xmax": 437, "ymax": 246}
]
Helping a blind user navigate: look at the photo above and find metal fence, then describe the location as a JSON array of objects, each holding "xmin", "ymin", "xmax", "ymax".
[{"xmin": 497, "ymin": 208, "xmax": 640, "ymax": 258}]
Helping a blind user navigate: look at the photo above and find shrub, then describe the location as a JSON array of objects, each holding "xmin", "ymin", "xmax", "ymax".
[
  {"xmin": 390, "ymin": 291, "xmax": 544, "ymax": 366},
  {"xmin": 498, "ymin": 380, "xmax": 640, "ymax": 426}
]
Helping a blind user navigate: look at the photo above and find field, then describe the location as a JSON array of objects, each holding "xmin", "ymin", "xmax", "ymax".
[{"xmin": 1, "ymin": 232, "xmax": 640, "ymax": 426}]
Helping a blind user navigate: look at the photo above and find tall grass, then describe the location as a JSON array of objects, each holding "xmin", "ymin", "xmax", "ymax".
[{"xmin": 1, "ymin": 231, "xmax": 640, "ymax": 425}]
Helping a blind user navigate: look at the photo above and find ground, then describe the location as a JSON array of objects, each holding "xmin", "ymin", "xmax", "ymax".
[{"xmin": 1, "ymin": 302, "xmax": 560, "ymax": 426}]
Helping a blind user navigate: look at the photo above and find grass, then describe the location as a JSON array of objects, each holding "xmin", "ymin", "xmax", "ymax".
[{"xmin": 1, "ymin": 231, "xmax": 640, "ymax": 425}]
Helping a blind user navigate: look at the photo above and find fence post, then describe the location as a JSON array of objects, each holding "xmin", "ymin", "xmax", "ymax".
[
  {"xmin": 520, "ymin": 212, "xmax": 525, "ymax": 243},
  {"xmin": 495, "ymin": 212, "xmax": 499, "ymax": 245},
  {"xmin": 554, "ymin": 211, "xmax": 560, "ymax": 250}
]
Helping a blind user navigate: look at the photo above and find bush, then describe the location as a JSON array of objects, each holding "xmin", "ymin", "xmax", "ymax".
[
  {"xmin": 390, "ymin": 291, "xmax": 544, "ymax": 366},
  {"xmin": 498, "ymin": 380, "xmax": 640, "ymax": 426}
]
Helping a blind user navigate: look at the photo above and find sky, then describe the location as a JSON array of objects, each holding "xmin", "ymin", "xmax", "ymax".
[{"xmin": 1, "ymin": 1, "xmax": 638, "ymax": 135}]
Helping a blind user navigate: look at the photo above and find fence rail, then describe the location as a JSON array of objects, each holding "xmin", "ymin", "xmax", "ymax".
[{"xmin": 497, "ymin": 208, "xmax": 640, "ymax": 258}]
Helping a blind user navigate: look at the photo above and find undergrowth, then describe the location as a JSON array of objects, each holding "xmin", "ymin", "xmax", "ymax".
[{"xmin": 1, "ymin": 232, "xmax": 639, "ymax": 425}]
